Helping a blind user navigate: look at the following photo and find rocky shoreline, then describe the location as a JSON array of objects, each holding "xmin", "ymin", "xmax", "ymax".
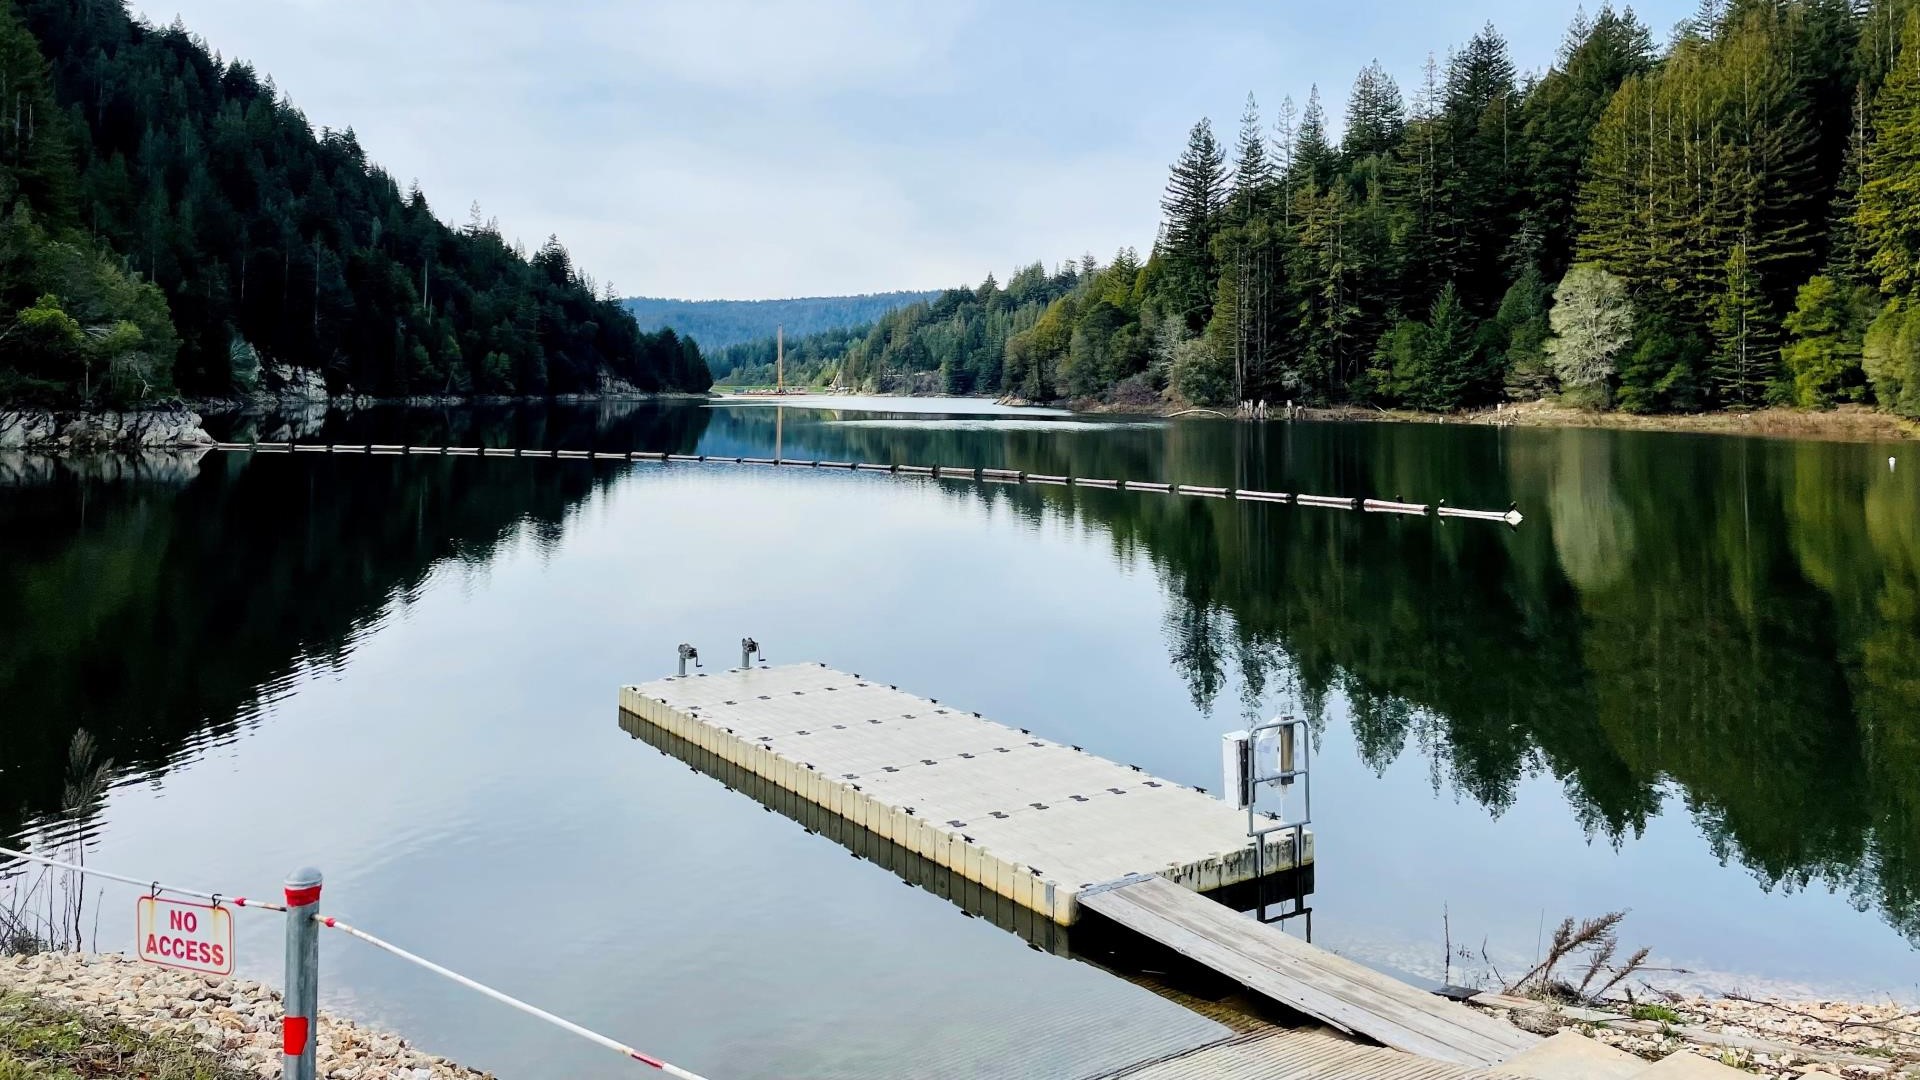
[
  {"xmin": 2, "ymin": 952, "xmax": 493, "ymax": 1080},
  {"xmin": 0, "ymin": 407, "xmax": 213, "ymax": 453},
  {"xmin": 1475, "ymin": 991, "xmax": 1920, "ymax": 1078},
  {"xmin": 7, "ymin": 949, "xmax": 1915, "ymax": 1079}
]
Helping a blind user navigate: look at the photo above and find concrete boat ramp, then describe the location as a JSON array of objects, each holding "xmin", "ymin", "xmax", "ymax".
[{"xmin": 619, "ymin": 662, "xmax": 1740, "ymax": 1080}]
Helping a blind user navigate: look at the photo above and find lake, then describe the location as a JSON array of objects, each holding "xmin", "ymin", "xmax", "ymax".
[{"xmin": 2, "ymin": 397, "xmax": 1915, "ymax": 1078}]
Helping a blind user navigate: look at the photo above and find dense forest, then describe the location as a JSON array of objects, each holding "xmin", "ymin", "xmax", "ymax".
[
  {"xmin": 625, "ymin": 291, "xmax": 940, "ymax": 352},
  {"xmin": 0, "ymin": 1, "xmax": 711, "ymax": 406},
  {"xmin": 724, "ymin": 0, "xmax": 1920, "ymax": 419}
]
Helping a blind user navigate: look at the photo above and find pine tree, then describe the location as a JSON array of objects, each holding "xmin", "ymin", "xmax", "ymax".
[
  {"xmin": 1518, "ymin": 6, "xmax": 1655, "ymax": 280},
  {"xmin": 1577, "ymin": 7, "xmax": 1821, "ymax": 336},
  {"xmin": 1343, "ymin": 61, "xmax": 1405, "ymax": 162},
  {"xmin": 1416, "ymin": 283, "xmax": 1478, "ymax": 408},
  {"xmin": 1436, "ymin": 24, "xmax": 1519, "ymax": 309},
  {"xmin": 1232, "ymin": 93, "xmax": 1274, "ymax": 220},
  {"xmin": 1158, "ymin": 118, "xmax": 1227, "ymax": 331},
  {"xmin": 1826, "ymin": 82, "xmax": 1874, "ymax": 287},
  {"xmin": 1497, "ymin": 265, "xmax": 1554, "ymax": 399},
  {"xmin": 1293, "ymin": 87, "xmax": 1337, "ymax": 192},
  {"xmin": 1708, "ymin": 242, "xmax": 1780, "ymax": 406},
  {"xmin": 1859, "ymin": 9, "xmax": 1920, "ymax": 297}
]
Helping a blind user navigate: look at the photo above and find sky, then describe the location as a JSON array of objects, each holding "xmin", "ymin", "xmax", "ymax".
[{"xmin": 131, "ymin": 0, "xmax": 1698, "ymax": 302}]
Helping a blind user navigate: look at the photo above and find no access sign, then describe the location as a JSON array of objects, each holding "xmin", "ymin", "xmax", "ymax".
[{"xmin": 137, "ymin": 896, "xmax": 234, "ymax": 975}]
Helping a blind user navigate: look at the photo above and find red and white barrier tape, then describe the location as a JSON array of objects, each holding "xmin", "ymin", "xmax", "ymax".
[
  {"xmin": 316, "ymin": 916, "xmax": 710, "ymax": 1079},
  {"xmin": 1, "ymin": 845, "xmax": 709, "ymax": 1075}
]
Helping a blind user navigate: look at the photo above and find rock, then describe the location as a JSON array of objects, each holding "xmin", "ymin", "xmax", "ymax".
[
  {"xmin": 0, "ymin": 410, "xmax": 56, "ymax": 448},
  {"xmin": 260, "ymin": 362, "xmax": 329, "ymax": 403},
  {"xmin": 0, "ymin": 951, "xmax": 495, "ymax": 1079},
  {"xmin": 42, "ymin": 408, "xmax": 214, "ymax": 451}
]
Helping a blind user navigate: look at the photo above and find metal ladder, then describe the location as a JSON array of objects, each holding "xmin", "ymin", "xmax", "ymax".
[{"xmin": 1244, "ymin": 716, "xmax": 1312, "ymax": 935}]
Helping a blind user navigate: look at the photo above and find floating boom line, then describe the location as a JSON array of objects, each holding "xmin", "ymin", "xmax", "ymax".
[{"xmin": 204, "ymin": 443, "xmax": 1525, "ymax": 526}]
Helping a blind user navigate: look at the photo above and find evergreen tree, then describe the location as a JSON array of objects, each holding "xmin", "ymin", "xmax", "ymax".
[
  {"xmin": 1618, "ymin": 309, "xmax": 1708, "ymax": 412},
  {"xmin": 1415, "ymin": 283, "xmax": 1479, "ymax": 408},
  {"xmin": 1343, "ymin": 61, "xmax": 1405, "ymax": 161},
  {"xmin": 1231, "ymin": 92, "xmax": 1274, "ymax": 220},
  {"xmin": 1436, "ymin": 23, "xmax": 1518, "ymax": 308},
  {"xmin": 1826, "ymin": 82, "xmax": 1874, "ymax": 287},
  {"xmin": 1496, "ymin": 265, "xmax": 1555, "ymax": 399},
  {"xmin": 1518, "ymin": 7, "xmax": 1655, "ymax": 280},
  {"xmin": 1863, "ymin": 296, "xmax": 1920, "ymax": 414},
  {"xmin": 1782, "ymin": 274, "xmax": 1877, "ymax": 404},
  {"xmin": 1708, "ymin": 242, "xmax": 1781, "ymax": 406},
  {"xmin": 1859, "ymin": 9, "xmax": 1920, "ymax": 296},
  {"xmin": 1578, "ymin": 6, "xmax": 1822, "ymax": 338},
  {"xmin": 1293, "ymin": 87, "xmax": 1338, "ymax": 192},
  {"xmin": 1158, "ymin": 118, "xmax": 1227, "ymax": 330}
]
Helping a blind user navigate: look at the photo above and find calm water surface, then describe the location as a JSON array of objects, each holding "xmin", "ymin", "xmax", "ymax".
[{"xmin": 2, "ymin": 398, "xmax": 1916, "ymax": 1078}]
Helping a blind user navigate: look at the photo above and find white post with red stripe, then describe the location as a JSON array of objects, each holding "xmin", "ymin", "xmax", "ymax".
[{"xmin": 282, "ymin": 868, "xmax": 323, "ymax": 1080}]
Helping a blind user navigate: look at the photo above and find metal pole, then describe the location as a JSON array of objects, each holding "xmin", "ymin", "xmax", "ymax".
[{"xmin": 282, "ymin": 868, "xmax": 322, "ymax": 1080}]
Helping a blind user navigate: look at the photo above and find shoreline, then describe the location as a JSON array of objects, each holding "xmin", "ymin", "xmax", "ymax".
[
  {"xmin": 6, "ymin": 951, "xmax": 1914, "ymax": 1079},
  {"xmin": 7, "ymin": 392, "xmax": 1915, "ymax": 456},
  {"xmin": 1471, "ymin": 990, "xmax": 1919, "ymax": 1078},
  {"xmin": 2, "ymin": 951, "xmax": 493, "ymax": 1079},
  {"xmin": 1066, "ymin": 397, "xmax": 1920, "ymax": 443},
  {"xmin": 0, "ymin": 391, "xmax": 718, "ymax": 455}
]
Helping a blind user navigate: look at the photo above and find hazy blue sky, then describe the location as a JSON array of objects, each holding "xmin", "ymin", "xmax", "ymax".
[{"xmin": 132, "ymin": 1, "xmax": 1696, "ymax": 300}]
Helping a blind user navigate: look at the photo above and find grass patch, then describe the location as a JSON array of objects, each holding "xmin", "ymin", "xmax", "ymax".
[
  {"xmin": 1630, "ymin": 1003, "xmax": 1683, "ymax": 1024},
  {"xmin": 0, "ymin": 992, "xmax": 249, "ymax": 1079}
]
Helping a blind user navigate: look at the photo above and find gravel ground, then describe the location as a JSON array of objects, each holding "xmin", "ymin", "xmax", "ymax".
[
  {"xmin": 1480, "ymin": 993, "xmax": 1920, "ymax": 1078},
  {"xmin": 0, "ymin": 952, "xmax": 494, "ymax": 1080}
]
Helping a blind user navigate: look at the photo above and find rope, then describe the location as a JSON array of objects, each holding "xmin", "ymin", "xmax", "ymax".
[
  {"xmin": 0, "ymin": 844, "xmax": 286, "ymax": 911},
  {"xmin": 204, "ymin": 443, "xmax": 1525, "ymax": 525},
  {"xmin": 316, "ymin": 916, "xmax": 710, "ymax": 1079},
  {"xmin": 1, "ymin": 845, "xmax": 708, "ymax": 1076}
]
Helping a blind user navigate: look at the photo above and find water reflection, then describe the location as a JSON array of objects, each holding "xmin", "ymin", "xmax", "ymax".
[{"xmin": 3, "ymin": 400, "xmax": 1915, "ymax": 957}]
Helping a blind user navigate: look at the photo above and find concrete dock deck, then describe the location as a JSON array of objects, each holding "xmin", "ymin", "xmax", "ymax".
[{"xmin": 619, "ymin": 663, "xmax": 1311, "ymax": 926}]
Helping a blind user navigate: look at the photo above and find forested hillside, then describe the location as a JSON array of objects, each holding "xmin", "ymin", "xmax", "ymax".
[
  {"xmin": 741, "ymin": 0, "xmax": 1920, "ymax": 418},
  {"xmin": 0, "ymin": 2, "xmax": 710, "ymax": 406},
  {"xmin": 626, "ymin": 291, "xmax": 939, "ymax": 352}
]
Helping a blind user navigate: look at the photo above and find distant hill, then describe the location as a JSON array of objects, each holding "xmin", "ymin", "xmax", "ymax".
[{"xmin": 622, "ymin": 292, "xmax": 942, "ymax": 351}]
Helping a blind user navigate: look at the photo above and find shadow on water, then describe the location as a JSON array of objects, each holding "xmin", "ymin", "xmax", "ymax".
[
  {"xmin": 0, "ymin": 401, "xmax": 712, "ymax": 842},
  {"xmin": 3, "ymin": 400, "xmax": 1917, "ymax": 957}
]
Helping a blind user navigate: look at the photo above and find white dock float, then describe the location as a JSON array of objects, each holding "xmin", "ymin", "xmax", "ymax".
[{"xmin": 619, "ymin": 663, "xmax": 1312, "ymax": 926}]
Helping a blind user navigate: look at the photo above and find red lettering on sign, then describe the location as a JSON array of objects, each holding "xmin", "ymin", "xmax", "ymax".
[{"xmin": 137, "ymin": 897, "xmax": 233, "ymax": 975}]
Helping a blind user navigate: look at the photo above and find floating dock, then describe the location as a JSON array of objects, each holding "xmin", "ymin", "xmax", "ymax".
[
  {"xmin": 618, "ymin": 663, "xmax": 1311, "ymax": 926},
  {"xmin": 618, "ymin": 662, "xmax": 1553, "ymax": 1074}
]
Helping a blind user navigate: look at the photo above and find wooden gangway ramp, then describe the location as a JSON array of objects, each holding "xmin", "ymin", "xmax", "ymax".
[
  {"xmin": 1079, "ymin": 876, "xmax": 1539, "ymax": 1068},
  {"xmin": 619, "ymin": 663, "xmax": 1311, "ymax": 926}
]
